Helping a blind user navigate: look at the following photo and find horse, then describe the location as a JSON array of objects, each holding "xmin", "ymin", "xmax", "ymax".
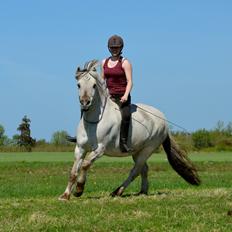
[{"xmin": 59, "ymin": 60, "xmax": 200, "ymax": 200}]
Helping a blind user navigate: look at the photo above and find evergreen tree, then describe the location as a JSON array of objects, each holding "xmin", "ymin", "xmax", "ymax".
[{"xmin": 17, "ymin": 116, "xmax": 36, "ymax": 151}]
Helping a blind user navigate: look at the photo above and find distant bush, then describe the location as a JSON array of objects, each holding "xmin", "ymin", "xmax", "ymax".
[
  {"xmin": 51, "ymin": 130, "xmax": 70, "ymax": 146},
  {"xmin": 36, "ymin": 139, "xmax": 48, "ymax": 146},
  {"xmin": 192, "ymin": 129, "xmax": 213, "ymax": 150},
  {"xmin": 171, "ymin": 131, "xmax": 193, "ymax": 152},
  {"xmin": 215, "ymin": 138, "xmax": 232, "ymax": 151},
  {"xmin": 32, "ymin": 144, "xmax": 75, "ymax": 152},
  {"xmin": 0, "ymin": 143, "xmax": 75, "ymax": 152}
]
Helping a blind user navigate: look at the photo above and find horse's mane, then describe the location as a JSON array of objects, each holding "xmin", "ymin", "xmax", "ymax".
[{"xmin": 75, "ymin": 60, "xmax": 109, "ymax": 97}]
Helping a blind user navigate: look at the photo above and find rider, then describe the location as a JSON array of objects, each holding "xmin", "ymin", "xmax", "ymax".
[{"xmin": 102, "ymin": 35, "xmax": 133, "ymax": 152}]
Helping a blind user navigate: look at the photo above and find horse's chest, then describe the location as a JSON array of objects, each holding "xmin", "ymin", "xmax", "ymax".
[{"xmin": 78, "ymin": 124, "xmax": 110, "ymax": 150}]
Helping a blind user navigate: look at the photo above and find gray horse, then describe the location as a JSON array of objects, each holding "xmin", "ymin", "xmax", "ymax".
[{"xmin": 59, "ymin": 60, "xmax": 200, "ymax": 200}]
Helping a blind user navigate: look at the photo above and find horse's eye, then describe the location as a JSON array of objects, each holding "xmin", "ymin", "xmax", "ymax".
[
  {"xmin": 77, "ymin": 83, "xmax": 80, "ymax": 88},
  {"xmin": 93, "ymin": 84, "xmax": 96, "ymax": 89}
]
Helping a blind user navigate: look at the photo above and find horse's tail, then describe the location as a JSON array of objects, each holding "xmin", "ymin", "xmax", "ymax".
[{"xmin": 162, "ymin": 134, "xmax": 201, "ymax": 185}]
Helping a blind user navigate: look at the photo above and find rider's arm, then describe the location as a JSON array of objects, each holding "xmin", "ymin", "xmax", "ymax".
[{"xmin": 121, "ymin": 59, "xmax": 133, "ymax": 102}]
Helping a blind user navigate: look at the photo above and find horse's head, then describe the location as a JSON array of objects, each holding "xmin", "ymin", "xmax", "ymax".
[{"xmin": 75, "ymin": 60, "xmax": 103, "ymax": 111}]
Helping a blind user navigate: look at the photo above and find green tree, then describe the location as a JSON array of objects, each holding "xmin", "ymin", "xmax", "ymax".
[
  {"xmin": 215, "ymin": 120, "xmax": 225, "ymax": 132},
  {"xmin": 0, "ymin": 124, "xmax": 8, "ymax": 146},
  {"xmin": 51, "ymin": 130, "xmax": 69, "ymax": 145},
  {"xmin": 17, "ymin": 116, "xmax": 36, "ymax": 151},
  {"xmin": 11, "ymin": 134, "xmax": 21, "ymax": 146},
  {"xmin": 225, "ymin": 122, "xmax": 232, "ymax": 136}
]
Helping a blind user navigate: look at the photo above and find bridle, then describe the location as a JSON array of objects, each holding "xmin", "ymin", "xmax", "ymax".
[{"xmin": 78, "ymin": 70, "xmax": 108, "ymax": 124}]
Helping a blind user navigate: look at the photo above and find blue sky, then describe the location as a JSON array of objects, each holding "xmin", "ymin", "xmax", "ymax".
[{"xmin": 0, "ymin": 1, "xmax": 231, "ymax": 141}]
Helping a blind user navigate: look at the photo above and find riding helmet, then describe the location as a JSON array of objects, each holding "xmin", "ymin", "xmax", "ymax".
[{"xmin": 108, "ymin": 35, "xmax": 124, "ymax": 49}]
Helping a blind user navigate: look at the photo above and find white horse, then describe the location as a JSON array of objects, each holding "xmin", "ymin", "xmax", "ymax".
[{"xmin": 59, "ymin": 60, "xmax": 200, "ymax": 200}]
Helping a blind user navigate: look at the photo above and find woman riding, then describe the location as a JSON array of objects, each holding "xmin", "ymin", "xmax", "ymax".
[{"xmin": 102, "ymin": 35, "xmax": 133, "ymax": 152}]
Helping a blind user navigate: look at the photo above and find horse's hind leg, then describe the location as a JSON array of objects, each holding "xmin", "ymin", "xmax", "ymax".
[
  {"xmin": 133, "ymin": 154, "xmax": 149, "ymax": 195},
  {"xmin": 111, "ymin": 147, "xmax": 152, "ymax": 197},
  {"xmin": 138, "ymin": 163, "xmax": 149, "ymax": 195}
]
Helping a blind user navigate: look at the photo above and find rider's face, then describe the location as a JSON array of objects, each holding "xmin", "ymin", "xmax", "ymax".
[{"xmin": 109, "ymin": 47, "xmax": 121, "ymax": 57}]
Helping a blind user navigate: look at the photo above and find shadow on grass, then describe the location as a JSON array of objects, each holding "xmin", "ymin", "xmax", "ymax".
[
  {"xmin": 78, "ymin": 191, "xmax": 172, "ymax": 200},
  {"xmin": 121, "ymin": 191, "xmax": 172, "ymax": 198}
]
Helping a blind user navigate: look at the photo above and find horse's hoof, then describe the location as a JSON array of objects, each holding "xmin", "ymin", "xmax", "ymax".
[
  {"xmin": 73, "ymin": 183, "xmax": 85, "ymax": 197},
  {"xmin": 110, "ymin": 191, "xmax": 117, "ymax": 197},
  {"xmin": 73, "ymin": 191, "xmax": 83, "ymax": 197},
  {"xmin": 110, "ymin": 186, "xmax": 124, "ymax": 197},
  {"xmin": 58, "ymin": 193, "xmax": 70, "ymax": 201},
  {"xmin": 228, "ymin": 210, "xmax": 232, "ymax": 216},
  {"xmin": 136, "ymin": 191, "xmax": 148, "ymax": 196}
]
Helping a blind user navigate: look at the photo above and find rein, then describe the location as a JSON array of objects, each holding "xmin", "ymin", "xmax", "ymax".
[
  {"xmin": 114, "ymin": 105, "xmax": 189, "ymax": 134},
  {"xmin": 135, "ymin": 105, "xmax": 190, "ymax": 133}
]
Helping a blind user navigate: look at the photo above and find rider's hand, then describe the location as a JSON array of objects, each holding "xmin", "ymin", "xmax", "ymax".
[{"xmin": 120, "ymin": 95, "xmax": 128, "ymax": 103}]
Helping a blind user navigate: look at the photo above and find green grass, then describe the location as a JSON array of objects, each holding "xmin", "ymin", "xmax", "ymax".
[
  {"xmin": 1, "ymin": 151, "xmax": 232, "ymax": 162},
  {"xmin": 0, "ymin": 152, "xmax": 232, "ymax": 231}
]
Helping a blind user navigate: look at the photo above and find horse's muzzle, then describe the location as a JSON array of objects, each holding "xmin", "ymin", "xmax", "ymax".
[{"xmin": 79, "ymin": 97, "xmax": 91, "ymax": 110}]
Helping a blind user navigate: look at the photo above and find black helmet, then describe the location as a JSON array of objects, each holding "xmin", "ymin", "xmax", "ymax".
[{"xmin": 108, "ymin": 35, "xmax": 124, "ymax": 49}]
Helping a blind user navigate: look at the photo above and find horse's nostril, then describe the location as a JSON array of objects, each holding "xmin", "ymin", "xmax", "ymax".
[{"xmin": 80, "ymin": 99, "xmax": 90, "ymax": 106}]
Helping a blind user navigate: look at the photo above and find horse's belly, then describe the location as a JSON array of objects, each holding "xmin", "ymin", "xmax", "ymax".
[{"xmin": 104, "ymin": 151, "xmax": 132, "ymax": 157}]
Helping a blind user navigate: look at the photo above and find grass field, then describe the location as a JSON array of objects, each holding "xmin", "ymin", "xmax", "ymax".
[{"xmin": 0, "ymin": 152, "xmax": 232, "ymax": 231}]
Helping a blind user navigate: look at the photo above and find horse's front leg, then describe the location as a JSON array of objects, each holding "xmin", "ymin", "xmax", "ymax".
[
  {"xmin": 73, "ymin": 144, "xmax": 105, "ymax": 197},
  {"xmin": 73, "ymin": 158, "xmax": 91, "ymax": 197},
  {"xmin": 59, "ymin": 145, "xmax": 85, "ymax": 201}
]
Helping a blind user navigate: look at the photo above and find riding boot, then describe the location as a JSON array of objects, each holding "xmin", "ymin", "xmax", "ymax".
[{"xmin": 120, "ymin": 120, "xmax": 132, "ymax": 152}]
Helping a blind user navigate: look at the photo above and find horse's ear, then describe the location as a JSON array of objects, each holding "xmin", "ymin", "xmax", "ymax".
[
  {"xmin": 85, "ymin": 59, "xmax": 99, "ymax": 71},
  {"xmin": 90, "ymin": 60, "xmax": 99, "ymax": 71},
  {"xmin": 75, "ymin": 67, "xmax": 81, "ymax": 80}
]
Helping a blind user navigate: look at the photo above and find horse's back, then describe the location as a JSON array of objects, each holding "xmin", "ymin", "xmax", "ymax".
[
  {"xmin": 131, "ymin": 103, "xmax": 167, "ymax": 127},
  {"xmin": 129, "ymin": 103, "xmax": 168, "ymax": 149}
]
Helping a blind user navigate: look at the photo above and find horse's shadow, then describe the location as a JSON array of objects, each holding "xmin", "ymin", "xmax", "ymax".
[
  {"xmin": 121, "ymin": 191, "xmax": 171, "ymax": 198},
  {"xmin": 82, "ymin": 191, "xmax": 171, "ymax": 200}
]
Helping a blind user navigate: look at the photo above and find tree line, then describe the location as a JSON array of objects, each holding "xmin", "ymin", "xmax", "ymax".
[
  {"xmin": 0, "ymin": 116, "xmax": 74, "ymax": 152},
  {"xmin": 0, "ymin": 116, "xmax": 232, "ymax": 152}
]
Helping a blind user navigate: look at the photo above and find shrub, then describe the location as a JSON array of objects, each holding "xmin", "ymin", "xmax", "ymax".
[
  {"xmin": 51, "ymin": 130, "xmax": 70, "ymax": 146},
  {"xmin": 171, "ymin": 131, "xmax": 193, "ymax": 152},
  {"xmin": 192, "ymin": 129, "xmax": 213, "ymax": 150},
  {"xmin": 215, "ymin": 137, "xmax": 232, "ymax": 151}
]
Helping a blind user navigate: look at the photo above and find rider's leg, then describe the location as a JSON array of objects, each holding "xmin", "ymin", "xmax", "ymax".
[{"xmin": 120, "ymin": 95, "xmax": 132, "ymax": 152}]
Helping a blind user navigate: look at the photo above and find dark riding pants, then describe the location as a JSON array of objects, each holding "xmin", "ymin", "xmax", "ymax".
[{"xmin": 110, "ymin": 94, "xmax": 131, "ymax": 141}]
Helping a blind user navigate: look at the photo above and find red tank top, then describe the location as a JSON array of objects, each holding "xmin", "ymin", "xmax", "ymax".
[{"xmin": 103, "ymin": 57, "xmax": 127, "ymax": 95}]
